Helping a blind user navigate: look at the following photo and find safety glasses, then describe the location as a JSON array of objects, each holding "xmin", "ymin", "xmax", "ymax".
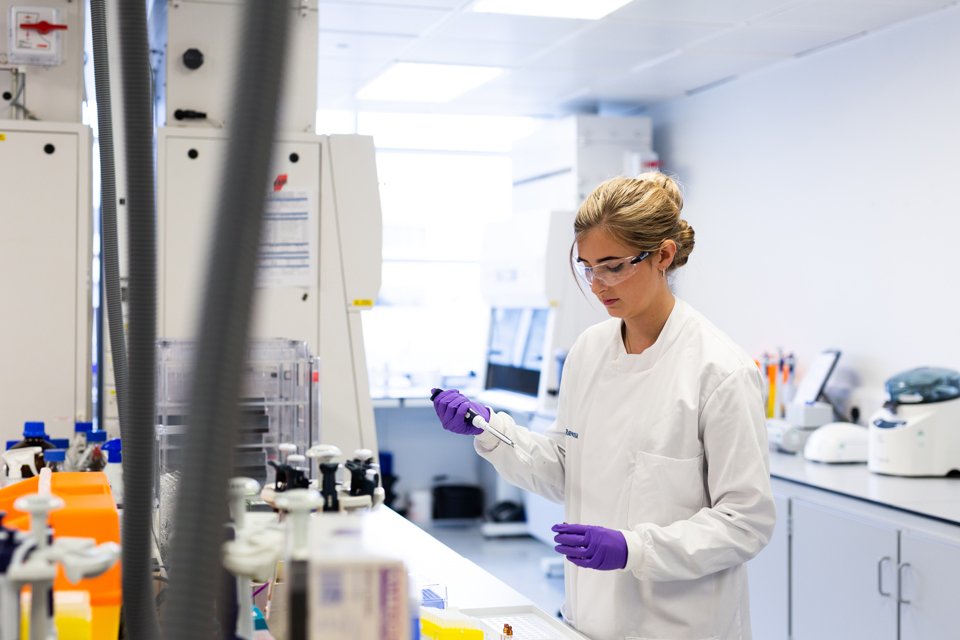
[{"xmin": 574, "ymin": 252, "xmax": 651, "ymax": 286}]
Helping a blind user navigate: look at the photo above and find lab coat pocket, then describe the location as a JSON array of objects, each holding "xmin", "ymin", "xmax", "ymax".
[{"xmin": 627, "ymin": 450, "xmax": 706, "ymax": 527}]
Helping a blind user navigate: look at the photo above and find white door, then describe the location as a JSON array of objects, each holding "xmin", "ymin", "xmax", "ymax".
[
  {"xmin": 791, "ymin": 499, "xmax": 898, "ymax": 640},
  {"xmin": 748, "ymin": 493, "xmax": 790, "ymax": 640},
  {"xmin": 899, "ymin": 528, "xmax": 960, "ymax": 640}
]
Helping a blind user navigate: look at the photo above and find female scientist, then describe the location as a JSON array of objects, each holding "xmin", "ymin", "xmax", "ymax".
[{"xmin": 432, "ymin": 173, "xmax": 776, "ymax": 640}]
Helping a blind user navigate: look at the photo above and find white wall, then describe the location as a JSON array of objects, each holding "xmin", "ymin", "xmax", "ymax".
[{"xmin": 650, "ymin": 6, "xmax": 960, "ymax": 417}]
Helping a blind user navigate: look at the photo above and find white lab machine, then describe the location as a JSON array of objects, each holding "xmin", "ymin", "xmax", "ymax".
[
  {"xmin": 803, "ymin": 422, "xmax": 868, "ymax": 464},
  {"xmin": 868, "ymin": 367, "xmax": 960, "ymax": 477},
  {"xmin": 157, "ymin": 128, "xmax": 382, "ymax": 458}
]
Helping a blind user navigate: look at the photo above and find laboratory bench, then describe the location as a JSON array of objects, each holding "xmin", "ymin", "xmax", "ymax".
[
  {"xmin": 364, "ymin": 507, "xmax": 587, "ymax": 638},
  {"xmin": 750, "ymin": 451, "xmax": 960, "ymax": 640}
]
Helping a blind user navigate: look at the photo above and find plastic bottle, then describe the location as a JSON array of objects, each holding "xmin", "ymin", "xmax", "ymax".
[
  {"xmin": 8, "ymin": 421, "xmax": 57, "ymax": 452},
  {"xmin": 44, "ymin": 449, "xmax": 66, "ymax": 471},
  {"xmin": 66, "ymin": 421, "xmax": 93, "ymax": 471},
  {"xmin": 102, "ymin": 439, "xmax": 123, "ymax": 505},
  {"xmin": 87, "ymin": 430, "xmax": 108, "ymax": 471},
  {"xmin": 7, "ymin": 421, "xmax": 57, "ymax": 479}
]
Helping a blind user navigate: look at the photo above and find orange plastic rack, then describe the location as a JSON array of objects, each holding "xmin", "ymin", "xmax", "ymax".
[{"xmin": 0, "ymin": 472, "xmax": 121, "ymax": 639}]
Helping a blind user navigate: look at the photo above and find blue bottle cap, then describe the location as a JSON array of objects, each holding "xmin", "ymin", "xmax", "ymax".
[
  {"xmin": 23, "ymin": 421, "xmax": 46, "ymax": 438},
  {"xmin": 74, "ymin": 422, "xmax": 94, "ymax": 434},
  {"xmin": 44, "ymin": 449, "xmax": 66, "ymax": 463},
  {"xmin": 87, "ymin": 431, "xmax": 108, "ymax": 444},
  {"xmin": 102, "ymin": 439, "xmax": 122, "ymax": 463}
]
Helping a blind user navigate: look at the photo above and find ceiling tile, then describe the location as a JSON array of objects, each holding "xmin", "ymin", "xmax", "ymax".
[
  {"xmin": 426, "ymin": 12, "xmax": 589, "ymax": 45},
  {"xmin": 699, "ymin": 23, "xmax": 859, "ymax": 56},
  {"xmin": 400, "ymin": 37, "xmax": 545, "ymax": 67},
  {"xmin": 469, "ymin": 67, "xmax": 595, "ymax": 95},
  {"xmin": 579, "ymin": 18, "xmax": 731, "ymax": 52},
  {"xmin": 520, "ymin": 43, "xmax": 661, "ymax": 74},
  {"xmin": 318, "ymin": 31, "xmax": 415, "ymax": 60},
  {"xmin": 319, "ymin": 0, "xmax": 468, "ymax": 8},
  {"xmin": 757, "ymin": 0, "xmax": 949, "ymax": 33},
  {"xmin": 606, "ymin": 48, "xmax": 784, "ymax": 97},
  {"xmin": 611, "ymin": 0, "xmax": 798, "ymax": 25},
  {"xmin": 844, "ymin": 0, "xmax": 958, "ymax": 11},
  {"xmin": 318, "ymin": 2, "xmax": 453, "ymax": 36}
]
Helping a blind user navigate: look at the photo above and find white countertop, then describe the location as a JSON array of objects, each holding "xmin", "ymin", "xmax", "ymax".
[
  {"xmin": 361, "ymin": 507, "xmax": 534, "ymax": 610},
  {"xmin": 769, "ymin": 451, "xmax": 960, "ymax": 525}
]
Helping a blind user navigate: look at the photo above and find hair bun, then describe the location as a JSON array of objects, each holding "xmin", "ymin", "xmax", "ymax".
[{"xmin": 673, "ymin": 219, "xmax": 695, "ymax": 268}]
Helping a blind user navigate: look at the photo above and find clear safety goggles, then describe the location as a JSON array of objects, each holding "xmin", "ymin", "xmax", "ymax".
[{"xmin": 574, "ymin": 252, "xmax": 651, "ymax": 286}]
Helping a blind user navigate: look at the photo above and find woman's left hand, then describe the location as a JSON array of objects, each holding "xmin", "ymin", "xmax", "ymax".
[{"xmin": 552, "ymin": 523, "xmax": 627, "ymax": 570}]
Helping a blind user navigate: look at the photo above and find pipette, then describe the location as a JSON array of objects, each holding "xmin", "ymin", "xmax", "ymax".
[{"xmin": 430, "ymin": 388, "xmax": 516, "ymax": 448}]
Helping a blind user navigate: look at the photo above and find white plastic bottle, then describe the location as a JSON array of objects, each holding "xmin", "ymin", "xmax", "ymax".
[{"xmin": 101, "ymin": 439, "xmax": 123, "ymax": 506}]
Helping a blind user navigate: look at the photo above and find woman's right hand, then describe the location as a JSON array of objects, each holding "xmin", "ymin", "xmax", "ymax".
[{"xmin": 430, "ymin": 388, "xmax": 488, "ymax": 435}]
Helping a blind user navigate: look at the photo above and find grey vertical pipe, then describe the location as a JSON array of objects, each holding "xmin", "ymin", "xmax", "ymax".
[
  {"xmin": 116, "ymin": 0, "xmax": 159, "ymax": 635},
  {"xmin": 161, "ymin": 1, "xmax": 290, "ymax": 637},
  {"xmin": 90, "ymin": 0, "xmax": 129, "ymax": 436}
]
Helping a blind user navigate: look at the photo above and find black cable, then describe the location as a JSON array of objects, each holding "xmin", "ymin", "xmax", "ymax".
[
  {"xmin": 90, "ymin": 0, "xmax": 129, "ymax": 440},
  {"xmin": 116, "ymin": 0, "xmax": 159, "ymax": 634},
  {"xmin": 161, "ymin": 2, "xmax": 291, "ymax": 637}
]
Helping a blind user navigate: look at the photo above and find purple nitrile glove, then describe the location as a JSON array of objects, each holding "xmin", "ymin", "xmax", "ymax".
[
  {"xmin": 431, "ymin": 388, "xmax": 490, "ymax": 436},
  {"xmin": 552, "ymin": 523, "xmax": 628, "ymax": 571}
]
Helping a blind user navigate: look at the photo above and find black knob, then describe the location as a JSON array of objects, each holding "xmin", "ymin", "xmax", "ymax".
[{"xmin": 182, "ymin": 48, "xmax": 204, "ymax": 70}]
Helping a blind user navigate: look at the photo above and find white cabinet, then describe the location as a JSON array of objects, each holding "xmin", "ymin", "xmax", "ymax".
[
  {"xmin": 748, "ymin": 494, "xmax": 790, "ymax": 640},
  {"xmin": 791, "ymin": 499, "xmax": 899, "ymax": 640},
  {"xmin": 768, "ymin": 479, "xmax": 960, "ymax": 640},
  {"xmin": 0, "ymin": 122, "xmax": 92, "ymax": 442},
  {"xmin": 899, "ymin": 529, "xmax": 960, "ymax": 640}
]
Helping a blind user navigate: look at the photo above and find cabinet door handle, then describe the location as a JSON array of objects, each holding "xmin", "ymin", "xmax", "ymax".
[
  {"xmin": 877, "ymin": 556, "xmax": 892, "ymax": 597},
  {"xmin": 898, "ymin": 562, "xmax": 912, "ymax": 605}
]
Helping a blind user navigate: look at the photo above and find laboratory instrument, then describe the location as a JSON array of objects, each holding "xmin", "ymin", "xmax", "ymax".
[
  {"xmin": 768, "ymin": 350, "xmax": 842, "ymax": 453},
  {"xmin": 803, "ymin": 422, "xmax": 868, "ymax": 464},
  {"xmin": 430, "ymin": 388, "xmax": 516, "ymax": 447},
  {"xmin": 869, "ymin": 367, "xmax": 960, "ymax": 477},
  {"xmin": 307, "ymin": 444, "xmax": 342, "ymax": 512}
]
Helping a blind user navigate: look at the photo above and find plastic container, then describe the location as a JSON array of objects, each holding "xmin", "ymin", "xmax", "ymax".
[
  {"xmin": 419, "ymin": 607, "xmax": 485, "ymax": 640},
  {"xmin": 308, "ymin": 513, "xmax": 410, "ymax": 640},
  {"xmin": 66, "ymin": 421, "xmax": 94, "ymax": 471},
  {"xmin": 8, "ymin": 421, "xmax": 57, "ymax": 452},
  {"xmin": 85, "ymin": 431, "xmax": 108, "ymax": 472},
  {"xmin": 101, "ymin": 439, "xmax": 123, "ymax": 505},
  {"xmin": 45, "ymin": 448, "xmax": 67, "ymax": 471},
  {"xmin": 0, "ymin": 472, "xmax": 121, "ymax": 639}
]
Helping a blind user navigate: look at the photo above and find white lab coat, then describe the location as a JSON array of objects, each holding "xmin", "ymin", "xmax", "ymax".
[{"xmin": 475, "ymin": 298, "xmax": 776, "ymax": 640}]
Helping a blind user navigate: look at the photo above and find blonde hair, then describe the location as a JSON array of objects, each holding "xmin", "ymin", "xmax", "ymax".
[{"xmin": 573, "ymin": 172, "xmax": 694, "ymax": 271}]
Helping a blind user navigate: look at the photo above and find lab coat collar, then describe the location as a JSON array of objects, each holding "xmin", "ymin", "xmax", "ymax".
[{"xmin": 614, "ymin": 297, "xmax": 691, "ymax": 372}]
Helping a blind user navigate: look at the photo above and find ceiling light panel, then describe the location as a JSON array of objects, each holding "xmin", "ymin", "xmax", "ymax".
[
  {"xmin": 472, "ymin": 0, "xmax": 633, "ymax": 21},
  {"xmin": 356, "ymin": 62, "xmax": 505, "ymax": 102}
]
